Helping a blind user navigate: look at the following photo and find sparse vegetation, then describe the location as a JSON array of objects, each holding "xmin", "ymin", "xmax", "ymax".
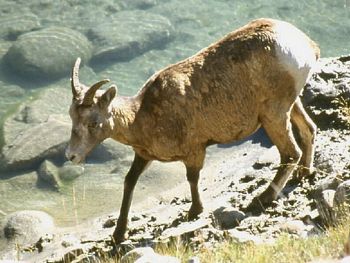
[
  {"xmin": 155, "ymin": 212, "xmax": 350, "ymax": 263},
  {"xmin": 103, "ymin": 206, "xmax": 350, "ymax": 263}
]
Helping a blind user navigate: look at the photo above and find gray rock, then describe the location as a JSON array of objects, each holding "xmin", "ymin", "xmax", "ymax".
[
  {"xmin": 0, "ymin": 115, "xmax": 71, "ymax": 172},
  {"xmin": 61, "ymin": 235, "xmax": 80, "ymax": 248},
  {"xmin": 1, "ymin": 85, "xmax": 72, "ymax": 172},
  {"xmin": 3, "ymin": 85, "xmax": 71, "ymax": 145},
  {"xmin": 303, "ymin": 56, "xmax": 350, "ymax": 130},
  {"xmin": 121, "ymin": 247, "xmax": 154, "ymax": 262},
  {"xmin": 5, "ymin": 26, "xmax": 92, "ymax": 81},
  {"xmin": 227, "ymin": 229, "xmax": 263, "ymax": 244},
  {"xmin": 213, "ymin": 206, "xmax": 245, "ymax": 229},
  {"xmin": 88, "ymin": 10, "xmax": 173, "ymax": 65},
  {"xmin": 59, "ymin": 162, "xmax": 84, "ymax": 181},
  {"xmin": 188, "ymin": 256, "xmax": 201, "ymax": 263},
  {"xmin": 313, "ymin": 130, "xmax": 349, "ymax": 176},
  {"xmin": 193, "ymin": 227, "xmax": 225, "ymax": 243},
  {"xmin": 121, "ymin": 247, "xmax": 180, "ymax": 263},
  {"xmin": 160, "ymin": 218, "xmax": 211, "ymax": 240},
  {"xmin": 314, "ymin": 176, "xmax": 343, "ymax": 193},
  {"xmin": 69, "ymin": 253, "xmax": 101, "ymax": 263},
  {"xmin": 316, "ymin": 189, "xmax": 336, "ymax": 225},
  {"xmin": 0, "ymin": 13, "xmax": 40, "ymax": 40},
  {"xmin": 1, "ymin": 210, "xmax": 55, "ymax": 246},
  {"xmin": 0, "ymin": 40, "xmax": 12, "ymax": 61},
  {"xmin": 88, "ymin": 138, "xmax": 132, "ymax": 164},
  {"xmin": 0, "ymin": 81, "xmax": 25, "ymax": 123},
  {"xmin": 334, "ymin": 180, "xmax": 350, "ymax": 207},
  {"xmin": 119, "ymin": 0, "xmax": 163, "ymax": 10},
  {"xmin": 279, "ymin": 220, "xmax": 314, "ymax": 238},
  {"xmin": 37, "ymin": 160, "xmax": 62, "ymax": 190}
]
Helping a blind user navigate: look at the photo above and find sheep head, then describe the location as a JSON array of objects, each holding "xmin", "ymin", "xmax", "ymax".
[{"xmin": 66, "ymin": 58, "xmax": 117, "ymax": 163}]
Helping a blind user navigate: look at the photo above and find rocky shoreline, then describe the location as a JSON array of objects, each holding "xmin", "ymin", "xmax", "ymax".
[{"xmin": 0, "ymin": 55, "xmax": 349, "ymax": 262}]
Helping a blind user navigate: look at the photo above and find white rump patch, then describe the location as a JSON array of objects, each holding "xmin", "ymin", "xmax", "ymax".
[{"xmin": 274, "ymin": 20, "xmax": 317, "ymax": 94}]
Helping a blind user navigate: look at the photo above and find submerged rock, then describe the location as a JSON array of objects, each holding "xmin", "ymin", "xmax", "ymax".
[
  {"xmin": 5, "ymin": 26, "xmax": 92, "ymax": 81},
  {"xmin": 0, "ymin": 85, "xmax": 72, "ymax": 172},
  {"xmin": 0, "ymin": 81, "xmax": 26, "ymax": 122},
  {"xmin": 59, "ymin": 162, "xmax": 85, "ymax": 181},
  {"xmin": 0, "ymin": 115, "xmax": 71, "ymax": 172},
  {"xmin": 0, "ymin": 13, "xmax": 40, "ymax": 40},
  {"xmin": 119, "ymin": 0, "xmax": 164, "ymax": 10},
  {"xmin": 37, "ymin": 160, "xmax": 62, "ymax": 190},
  {"xmin": 88, "ymin": 10, "xmax": 173, "ymax": 65}
]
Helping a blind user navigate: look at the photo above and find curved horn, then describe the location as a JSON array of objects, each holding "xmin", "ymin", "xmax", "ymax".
[
  {"xmin": 82, "ymin": 79, "xmax": 110, "ymax": 106},
  {"xmin": 71, "ymin": 57, "xmax": 81, "ymax": 98}
]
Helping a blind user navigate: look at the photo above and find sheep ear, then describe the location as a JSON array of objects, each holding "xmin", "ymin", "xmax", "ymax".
[{"xmin": 99, "ymin": 85, "xmax": 117, "ymax": 109}]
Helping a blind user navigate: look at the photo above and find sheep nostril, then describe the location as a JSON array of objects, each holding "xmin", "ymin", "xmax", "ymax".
[{"xmin": 69, "ymin": 155, "xmax": 76, "ymax": 162}]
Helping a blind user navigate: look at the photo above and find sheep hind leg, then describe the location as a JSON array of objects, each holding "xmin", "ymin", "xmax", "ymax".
[
  {"xmin": 246, "ymin": 112, "xmax": 302, "ymax": 214},
  {"xmin": 186, "ymin": 166, "xmax": 204, "ymax": 220},
  {"xmin": 291, "ymin": 99, "xmax": 317, "ymax": 180}
]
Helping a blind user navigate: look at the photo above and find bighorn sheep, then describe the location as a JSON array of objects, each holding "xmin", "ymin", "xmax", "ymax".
[{"xmin": 66, "ymin": 18, "xmax": 319, "ymax": 244}]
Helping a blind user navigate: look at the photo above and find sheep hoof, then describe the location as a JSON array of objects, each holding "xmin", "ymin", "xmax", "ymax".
[
  {"xmin": 112, "ymin": 230, "xmax": 127, "ymax": 246},
  {"xmin": 188, "ymin": 205, "xmax": 203, "ymax": 221},
  {"xmin": 245, "ymin": 190, "xmax": 275, "ymax": 215},
  {"xmin": 292, "ymin": 166, "xmax": 316, "ymax": 183},
  {"xmin": 245, "ymin": 197, "xmax": 266, "ymax": 215}
]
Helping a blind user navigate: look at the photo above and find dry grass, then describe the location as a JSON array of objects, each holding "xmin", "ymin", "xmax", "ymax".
[
  {"xmin": 153, "ymin": 214, "xmax": 350, "ymax": 263},
  {"xmin": 104, "ymin": 210, "xmax": 350, "ymax": 263}
]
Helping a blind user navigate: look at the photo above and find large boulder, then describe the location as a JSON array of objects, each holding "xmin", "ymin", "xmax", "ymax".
[
  {"xmin": 302, "ymin": 55, "xmax": 350, "ymax": 130},
  {"xmin": 0, "ymin": 115, "xmax": 71, "ymax": 172},
  {"xmin": 302, "ymin": 56, "xmax": 350, "ymax": 178},
  {"xmin": 0, "ymin": 210, "xmax": 55, "ymax": 246},
  {"xmin": 87, "ymin": 10, "xmax": 173, "ymax": 65},
  {"xmin": 5, "ymin": 26, "xmax": 92, "ymax": 81}
]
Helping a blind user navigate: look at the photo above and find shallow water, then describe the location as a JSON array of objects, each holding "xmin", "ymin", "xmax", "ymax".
[{"xmin": 0, "ymin": 0, "xmax": 349, "ymax": 229}]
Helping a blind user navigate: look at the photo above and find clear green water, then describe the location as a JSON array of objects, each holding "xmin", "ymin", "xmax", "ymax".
[{"xmin": 0, "ymin": 0, "xmax": 349, "ymax": 228}]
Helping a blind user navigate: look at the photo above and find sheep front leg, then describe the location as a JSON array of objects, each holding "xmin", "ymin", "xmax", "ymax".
[
  {"xmin": 186, "ymin": 166, "xmax": 204, "ymax": 220},
  {"xmin": 113, "ymin": 153, "xmax": 150, "ymax": 244}
]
